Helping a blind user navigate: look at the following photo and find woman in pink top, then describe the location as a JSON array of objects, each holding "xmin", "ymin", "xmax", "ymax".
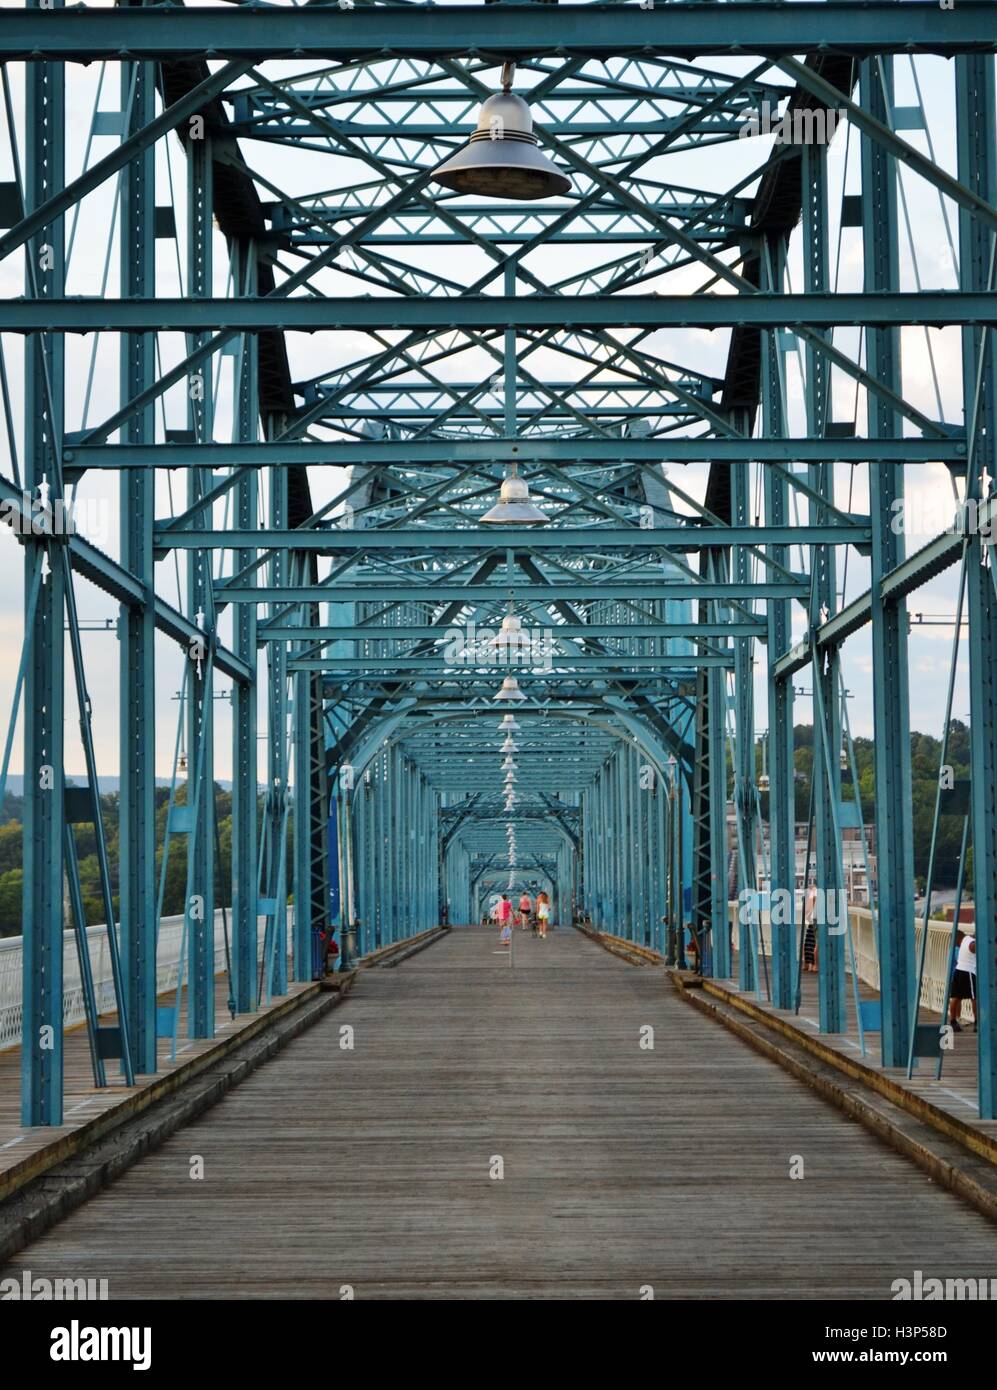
[{"xmin": 497, "ymin": 893, "xmax": 513, "ymax": 945}]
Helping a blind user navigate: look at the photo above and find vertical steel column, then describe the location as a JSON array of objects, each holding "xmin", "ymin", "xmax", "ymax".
[
  {"xmin": 389, "ymin": 745, "xmax": 400, "ymax": 942},
  {"xmin": 595, "ymin": 767, "xmax": 603, "ymax": 925},
  {"xmin": 266, "ymin": 461, "xmax": 289, "ymax": 994},
  {"xmin": 609, "ymin": 755, "xmax": 620, "ymax": 931},
  {"xmin": 293, "ymin": 576, "xmax": 315, "ymax": 979},
  {"xmin": 426, "ymin": 777, "xmax": 435, "ymax": 927},
  {"xmin": 307, "ymin": 667, "xmax": 331, "ymax": 971},
  {"xmin": 619, "ymin": 752, "xmax": 628, "ymax": 935},
  {"xmin": 761, "ymin": 235, "xmax": 795, "ymax": 1007},
  {"xmin": 342, "ymin": 781, "xmax": 356, "ymax": 953},
  {"xmin": 119, "ymin": 49, "xmax": 157, "ymax": 1071},
  {"xmin": 621, "ymin": 747, "xmax": 632, "ymax": 938},
  {"xmin": 639, "ymin": 751, "xmax": 650, "ymax": 943},
  {"xmin": 619, "ymin": 750, "xmax": 628, "ymax": 937},
  {"xmin": 374, "ymin": 755, "xmax": 384, "ymax": 946},
  {"xmin": 21, "ymin": 20, "xmax": 66, "ymax": 1124},
  {"xmin": 600, "ymin": 768, "xmax": 608, "ymax": 927},
  {"xmin": 587, "ymin": 775, "xmax": 596, "ymax": 921},
  {"xmin": 409, "ymin": 762, "xmax": 417, "ymax": 934},
  {"xmin": 332, "ymin": 779, "xmax": 347, "ymax": 958},
  {"xmin": 356, "ymin": 772, "xmax": 370, "ymax": 954},
  {"xmin": 654, "ymin": 777, "xmax": 667, "ymax": 955},
  {"xmin": 732, "ymin": 462, "xmax": 757, "ymax": 990},
  {"xmin": 231, "ymin": 242, "xmax": 258, "ymax": 1010},
  {"xmin": 401, "ymin": 751, "xmax": 409, "ymax": 935},
  {"xmin": 605, "ymin": 764, "xmax": 613, "ymax": 928},
  {"xmin": 636, "ymin": 753, "xmax": 648, "ymax": 944},
  {"xmin": 664, "ymin": 768, "xmax": 677, "ymax": 964},
  {"xmin": 185, "ymin": 129, "xmax": 214, "ymax": 1038},
  {"xmin": 392, "ymin": 750, "xmax": 400, "ymax": 934},
  {"xmin": 803, "ymin": 136, "xmax": 846, "ymax": 1032},
  {"xmin": 707, "ymin": 553, "xmax": 730, "ymax": 977},
  {"xmin": 862, "ymin": 59, "xmax": 916, "ymax": 1062},
  {"xmin": 396, "ymin": 758, "xmax": 405, "ymax": 938},
  {"xmin": 957, "ymin": 53, "xmax": 997, "ymax": 1117},
  {"xmin": 587, "ymin": 775, "xmax": 595, "ymax": 921},
  {"xmin": 809, "ymin": 470, "xmax": 845, "ymax": 1034}
]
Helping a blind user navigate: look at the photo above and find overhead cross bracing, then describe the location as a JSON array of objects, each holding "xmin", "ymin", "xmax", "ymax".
[{"xmin": 0, "ymin": 0, "xmax": 996, "ymax": 1145}]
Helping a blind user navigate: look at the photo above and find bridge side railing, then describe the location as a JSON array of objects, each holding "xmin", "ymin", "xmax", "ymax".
[
  {"xmin": 727, "ymin": 902, "xmax": 971, "ymax": 1019},
  {"xmin": 0, "ymin": 913, "xmax": 290, "ymax": 1052}
]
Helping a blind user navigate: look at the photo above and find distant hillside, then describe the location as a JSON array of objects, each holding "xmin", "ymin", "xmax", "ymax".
[{"xmin": 2, "ymin": 775, "xmax": 232, "ymax": 793}]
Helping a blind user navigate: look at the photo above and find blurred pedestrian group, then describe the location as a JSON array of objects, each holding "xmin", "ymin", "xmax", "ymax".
[{"xmin": 488, "ymin": 888, "xmax": 554, "ymax": 941}]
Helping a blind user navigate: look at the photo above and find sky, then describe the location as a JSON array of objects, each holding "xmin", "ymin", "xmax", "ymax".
[{"xmin": 0, "ymin": 3, "xmax": 986, "ymax": 780}]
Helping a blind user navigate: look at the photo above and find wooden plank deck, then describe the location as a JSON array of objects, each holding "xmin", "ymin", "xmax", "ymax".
[
  {"xmin": 720, "ymin": 951, "xmax": 997, "ymax": 1146},
  {"xmin": 2, "ymin": 925, "xmax": 996, "ymax": 1299},
  {"xmin": 0, "ymin": 971, "xmax": 314, "ymax": 1195}
]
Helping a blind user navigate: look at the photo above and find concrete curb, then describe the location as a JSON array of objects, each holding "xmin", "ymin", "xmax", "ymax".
[
  {"xmin": 0, "ymin": 980, "xmax": 352, "ymax": 1265},
  {"xmin": 578, "ymin": 931, "xmax": 997, "ymax": 1221},
  {"xmin": 672, "ymin": 972, "xmax": 997, "ymax": 1227},
  {"xmin": 0, "ymin": 982, "xmax": 334, "ymax": 1206},
  {"xmin": 357, "ymin": 925, "xmax": 451, "ymax": 970},
  {"xmin": 574, "ymin": 924, "xmax": 666, "ymax": 968},
  {"xmin": 697, "ymin": 975, "xmax": 997, "ymax": 1168}
]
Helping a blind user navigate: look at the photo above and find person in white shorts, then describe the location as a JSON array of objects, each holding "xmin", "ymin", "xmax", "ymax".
[{"xmin": 536, "ymin": 892, "xmax": 551, "ymax": 939}]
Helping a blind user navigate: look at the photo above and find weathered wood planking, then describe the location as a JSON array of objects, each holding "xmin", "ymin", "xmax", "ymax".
[
  {"xmin": 3, "ymin": 926, "xmax": 996, "ymax": 1299},
  {"xmin": 0, "ymin": 973, "xmax": 315, "ymax": 1188},
  {"xmin": 723, "ymin": 949, "xmax": 997, "ymax": 1146}
]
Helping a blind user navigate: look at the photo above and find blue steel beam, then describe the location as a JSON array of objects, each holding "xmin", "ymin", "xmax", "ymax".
[
  {"xmin": 219, "ymin": 581, "xmax": 807, "ymax": 603},
  {"xmin": 294, "ymin": 654, "xmax": 735, "ymax": 671},
  {"xmin": 804, "ymin": 129, "xmax": 845, "ymax": 1036},
  {"xmin": 184, "ymin": 129, "xmax": 215, "ymax": 1040},
  {"xmin": 117, "ymin": 51, "xmax": 158, "ymax": 1075},
  {"xmin": 154, "ymin": 524, "xmax": 871, "ymax": 550},
  {"xmin": 20, "ymin": 28, "xmax": 66, "ymax": 1127},
  {"xmin": 231, "ymin": 241, "xmax": 260, "ymax": 1013},
  {"xmin": 0, "ymin": 4, "xmax": 993, "ymax": 62},
  {"xmin": 68, "ymin": 439, "xmax": 965, "ymax": 468},
  {"xmin": 761, "ymin": 236, "xmax": 795, "ymax": 1011},
  {"xmin": 258, "ymin": 623, "xmax": 765, "ymax": 643},
  {"xmin": 863, "ymin": 58, "xmax": 916, "ymax": 1064},
  {"xmin": 958, "ymin": 53, "xmax": 997, "ymax": 1119},
  {"xmin": 5, "ymin": 292, "xmax": 994, "ymax": 332}
]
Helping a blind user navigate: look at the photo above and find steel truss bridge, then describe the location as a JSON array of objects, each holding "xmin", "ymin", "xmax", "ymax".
[{"xmin": 1, "ymin": 0, "xmax": 997, "ymax": 1182}]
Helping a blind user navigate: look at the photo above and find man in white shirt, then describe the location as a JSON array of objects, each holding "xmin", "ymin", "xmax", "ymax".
[{"xmin": 948, "ymin": 924, "xmax": 977, "ymax": 1033}]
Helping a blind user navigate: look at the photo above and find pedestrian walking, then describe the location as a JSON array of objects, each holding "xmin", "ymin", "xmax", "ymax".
[
  {"xmin": 948, "ymin": 924, "xmax": 977, "ymax": 1032},
  {"xmin": 536, "ymin": 891, "xmax": 550, "ymax": 939},
  {"xmin": 518, "ymin": 890, "xmax": 532, "ymax": 931},
  {"xmin": 803, "ymin": 880, "xmax": 818, "ymax": 974},
  {"xmin": 497, "ymin": 893, "xmax": 513, "ymax": 946}
]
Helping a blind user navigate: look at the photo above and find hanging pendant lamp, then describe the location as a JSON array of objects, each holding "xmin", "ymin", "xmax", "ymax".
[
  {"xmin": 481, "ymin": 462, "xmax": 547, "ymax": 526},
  {"xmin": 494, "ymin": 674, "xmax": 527, "ymax": 702},
  {"xmin": 432, "ymin": 63, "xmax": 571, "ymax": 202}
]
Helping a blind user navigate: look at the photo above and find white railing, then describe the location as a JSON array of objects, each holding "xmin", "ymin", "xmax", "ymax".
[
  {"xmin": 727, "ymin": 902, "xmax": 973, "ymax": 1020},
  {"xmin": 0, "ymin": 912, "xmax": 292, "ymax": 1052}
]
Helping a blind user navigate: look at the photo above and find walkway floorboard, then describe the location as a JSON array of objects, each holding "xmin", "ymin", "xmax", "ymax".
[{"xmin": 3, "ymin": 927, "xmax": 996, "ymax": 1299}]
